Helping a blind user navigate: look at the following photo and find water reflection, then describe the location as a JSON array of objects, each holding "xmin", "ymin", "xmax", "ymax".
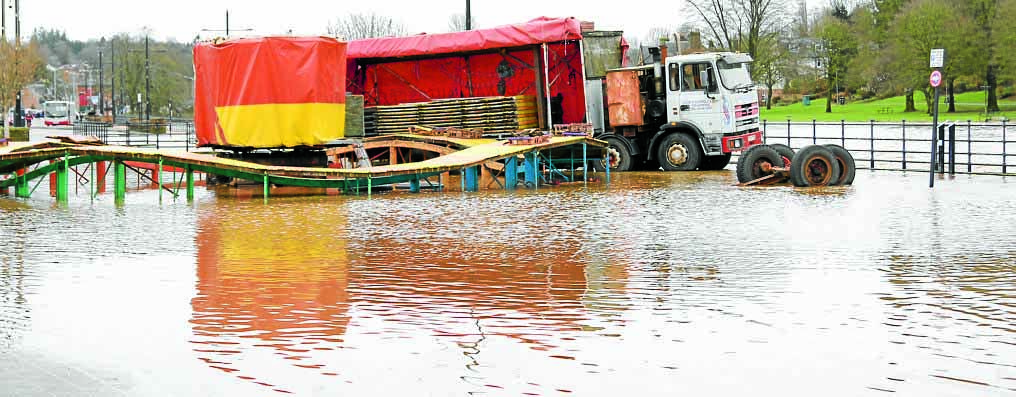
[
  {"xmin": 190, "ymin": 203, "xmax": 352, "ymax": 393},
  {"xmin": 877, "ymin": 253, "xmax": 1016, "ymax": 393},
  {"xmin": 0, "ymin": 215, "xmax": 30, "ymax": 352},
  {"xmin": 190, "ymin": 196, "xmax": 633, "ymax": 393}
]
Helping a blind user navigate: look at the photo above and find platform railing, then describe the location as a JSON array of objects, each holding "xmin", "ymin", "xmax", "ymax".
[
  {"xmin": 75, "ymin": 120, "xmax": 196, "ymax": 151},
  {"xmin": 761, "ymin": 119, "xmax": 1012, "ymax": 176}
]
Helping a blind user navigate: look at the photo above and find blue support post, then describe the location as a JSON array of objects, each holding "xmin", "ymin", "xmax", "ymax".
[
  {"xmin": 605, "ymin": 150, "xmax": 611, "ymax": 184},
  {"xmin": 409, "ymin": 176, "xmax": 420, "ymax": 193},
  {"xmin": 582, "ymin": 143, "xmax": 587, "ymax": 184},
  {"xmin": 524, "ymin": 151, "xmax": 538, "ymax": 188},
  {"xmin": 505, "ymin": 157, "xmax": 518, "ymax": 189},
  {"xmin": 464, "ymin": 166, "xmax": 479, "ymax": 192}
]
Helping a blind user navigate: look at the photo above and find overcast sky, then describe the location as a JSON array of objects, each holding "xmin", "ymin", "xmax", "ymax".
[{"xmin": 4, "ymin": 0, "xmax": 692, "ymax": 43}]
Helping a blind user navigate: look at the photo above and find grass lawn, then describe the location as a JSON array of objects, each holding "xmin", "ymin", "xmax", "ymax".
[{"xmin": 761, "ymin": 90, "xmax": 1015, "ymax": 122}]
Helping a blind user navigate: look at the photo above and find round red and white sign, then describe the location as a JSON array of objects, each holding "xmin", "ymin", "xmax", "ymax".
[{"xmin": 930, "ymin": 70, "xmax": 943, "ymax": 88}]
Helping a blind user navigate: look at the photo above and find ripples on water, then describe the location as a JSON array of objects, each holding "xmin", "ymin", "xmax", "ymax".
[{"xmin": 0, "ymin": 171, "xmax": 1014, "ymax": 396}]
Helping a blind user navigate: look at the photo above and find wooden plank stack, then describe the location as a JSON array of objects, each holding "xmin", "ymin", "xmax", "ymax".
[{"xmin": 368, "ymin": 96, "xmax": 538, "ymax": 136}]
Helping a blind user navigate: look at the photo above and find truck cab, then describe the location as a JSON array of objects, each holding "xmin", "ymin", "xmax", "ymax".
[{"xmin": 592, "ymin": 51, "xmax": 761, "ymax": 171}]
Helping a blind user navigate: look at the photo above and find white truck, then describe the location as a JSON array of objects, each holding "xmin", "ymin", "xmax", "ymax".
[{"xmin": 585, "ymin": 47, "xmax": 762, "ymax": 171}]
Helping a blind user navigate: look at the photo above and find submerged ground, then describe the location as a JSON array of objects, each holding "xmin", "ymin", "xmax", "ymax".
[{"xmin": 0, "ymin": 170, "xmax": 1013, "ymax": 396}]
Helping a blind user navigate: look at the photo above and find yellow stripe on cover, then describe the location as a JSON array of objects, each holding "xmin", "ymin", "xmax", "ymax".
[{"xmin": 215, "ymin": 103, "xmax": 346, "ymax": 148}]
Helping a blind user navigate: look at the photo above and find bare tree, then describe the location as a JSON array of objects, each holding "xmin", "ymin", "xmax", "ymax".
[
  {"xmin": 0, "ymin": 40, "xmax": 43, "ymax": 137},
  {"xmin": 447, "ymin": 13, "xmax": 478, "ymax": 32},
  {"xmin": 685, "ymin": 0, "xmax": 789, "ymax": 58},
  {"xmin": 327, "ymin": 13, "xmax": 407, "ymax": 40}
]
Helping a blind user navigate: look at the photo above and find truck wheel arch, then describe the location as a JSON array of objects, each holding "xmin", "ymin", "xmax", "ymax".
[
  {"xmin": 596, "ymin": 134, "xmax": 641, "ymax": 157},
  {"xmin": 647, "ymin": 123, "xmax": 706, "ymax": 161}
]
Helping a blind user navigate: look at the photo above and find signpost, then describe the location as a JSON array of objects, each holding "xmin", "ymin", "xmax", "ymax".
[{"xmin": 929, "ymin": 49, "xmax": 945, "ymax": 188}]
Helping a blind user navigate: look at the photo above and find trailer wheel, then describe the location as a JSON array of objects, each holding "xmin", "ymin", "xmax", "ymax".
[
  {"xmin": 824, "ymin": 144, "xmax": 856, "ymax": 185},
  {"xmin": 657, "ymin": 133, "xmax": 703, "ymax": 171},
  {"xmin": 735, "ymin": 144, "xmax": 783, "ymax": 183},
  {"xmin": 789, "ymin": 145, "xmax": 842, "ymax": 187},
  {"xmin": 592, "ymin": 137, "xmax": 634, "ymax": 172},
  {"xmin": 770, "ymin": 144, "xmax": 794, "ymax": 167},
  {"xmin": 700, "ymin": 153, "xmax": 733, "ymax": 170}
]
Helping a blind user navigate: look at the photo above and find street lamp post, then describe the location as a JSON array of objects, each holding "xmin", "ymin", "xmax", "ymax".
[
  {"xmin": 465, "ymin": 0, "xmax": 471, "ymax": 30},
  {"xmin": 13, "ymin": 0, "xmax": 24, "ymax": 128}
]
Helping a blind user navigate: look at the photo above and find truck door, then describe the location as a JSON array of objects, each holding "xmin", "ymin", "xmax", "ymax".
[{"xmin": 667, "ymin": 62, "xmax": 723, "ymax": 136}]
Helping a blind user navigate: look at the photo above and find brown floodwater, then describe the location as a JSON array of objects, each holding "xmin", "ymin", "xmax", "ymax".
[{"xmin": 0, "ymin": 170, "xmax": 1014, "ymax": 396}]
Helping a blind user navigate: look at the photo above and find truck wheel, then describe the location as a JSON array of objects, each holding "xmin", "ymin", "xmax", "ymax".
[
  {"xmin": 656, "ymin": 133, "xmax": 702, "ymax": 171},
  {"xmin": 700, "ymin": 153, "xmax": 733, "ymax": 170},
  {"xmin": 824, "ymin": 144, "xmax": 856, "ymax": 185},
  {"xmin": 592, "ymin": 137, "xmax": 634, "ymax": 172},
  {"xmin": 789, "ymin": 145, "xmax": 842, "ymax": 187},
  {"xmin": 735, "ymin": 144, "xmax": 782, "ymax": 183},
  {"xmin": 769, "ymin": 144, "xmax": 794, "ymax": 167}
]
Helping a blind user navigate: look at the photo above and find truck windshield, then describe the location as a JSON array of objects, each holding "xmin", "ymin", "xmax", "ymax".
[{"xmin": 716, "ymin": 60, "xmax": 753, "ymax": 92}]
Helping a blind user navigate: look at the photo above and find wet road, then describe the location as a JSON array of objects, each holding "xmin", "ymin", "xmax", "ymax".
[{"xmin": 1, "ymin": 170, "xmax": 1014, "ymax": 396}]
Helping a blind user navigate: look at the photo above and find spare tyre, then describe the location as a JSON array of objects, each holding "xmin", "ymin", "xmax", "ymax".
[
  {"xmin": 789, "ymin": 145, "xmax": 842, "ymax": 187},
  {"xmin": 735, "ymin": 144, "xmax": 783, "ymax": 183},
  {"xmin": 824, "ymin": 144, "xmax": 856, "ymax": 185},
  {"xmin": 769, "ymin": 144, "xmax": 795, "ymax": 167}
]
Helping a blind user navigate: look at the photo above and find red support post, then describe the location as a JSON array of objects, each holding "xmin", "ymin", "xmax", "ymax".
[
  {"xmin": 96, "ymin": 161, "xmax": 107, "ymax": 193},
  {"xmin": 49, "ymin": 160, "xmax": 57, "ymax": 197}
]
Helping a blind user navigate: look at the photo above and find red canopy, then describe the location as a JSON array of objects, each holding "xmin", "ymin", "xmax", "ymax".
[{"xmin": 347, "ymin": 17, "xmax": 583, "ymax": 59}]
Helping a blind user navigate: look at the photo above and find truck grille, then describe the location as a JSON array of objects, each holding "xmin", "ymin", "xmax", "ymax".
[
  {"xmin": 736, "ymin": 117, "xmax": 758, "ymax": 128},
  {"xmin": 735, "ymin": 103, "xmax": 759, "ymax": 118}
]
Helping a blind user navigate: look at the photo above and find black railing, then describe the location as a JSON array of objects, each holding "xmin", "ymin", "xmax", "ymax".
[
  {"xmin": 761, "ymin": 119, "xmax": 1012, "ymax": 176},
  {"xmin": 74, "ymin": 120, "xmax": 196, "ymax": 151}
]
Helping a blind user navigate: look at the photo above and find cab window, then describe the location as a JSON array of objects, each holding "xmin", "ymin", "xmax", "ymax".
[
  {"xmin": 681, "ymin": 63, "xmax": 714, "ymax": 92},
  {"xmin": 668, "ymin": 63, "xmax": 680, "ymax": 91}
]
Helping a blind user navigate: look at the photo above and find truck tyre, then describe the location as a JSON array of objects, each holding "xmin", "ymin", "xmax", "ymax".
[
  {"xmin": 592, "ymin": 137, "xmax": 634, "ymax": 172},
  {"xmin": 770, "ymin": 144, "xmax": 794, "ymax": 167},
  {"xmin": 656, "ymin": 133, "xmax": 703, "ymax": 171},
  {"xmin": 824, "ymin": 144, "xmax": 856, "ymax": 185},
  {"xmin": 735, "ymin": 144, "xmax": 783, "ymax": 183},
  {"xmin": 789, "ymin": 145, "xmax": 841, "ymax": 187},
  {"xmin": 700, "ymin": 153, "xmax": 733, "ymax": 170}
]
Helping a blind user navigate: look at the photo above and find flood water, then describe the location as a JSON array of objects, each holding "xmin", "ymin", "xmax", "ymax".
[{"xmin": 1, "ymin": 170, "xmax": 1014, "ymax": 396}]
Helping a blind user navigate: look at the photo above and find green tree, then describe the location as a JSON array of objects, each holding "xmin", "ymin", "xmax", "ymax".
[
  {"xmin": 996, "ymin": 0, "xmax": 1016, "ymax": 84},
  {"xmin": 963, "ymin": 0, "xmax": 1001, "ymax": 112},
  {"xmin": 0, "ymin": 40, "xmax": 43, "ymax": 137},
  {"xmin": 887, "ymin": 0, "xmax": 973, "ymax": 114},
  {"xmin": 816, "ymin": 15, "xmax": 857, "ymax": 113}
]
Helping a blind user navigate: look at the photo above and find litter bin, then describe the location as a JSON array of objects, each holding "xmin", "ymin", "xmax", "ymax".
[
  {"xmin": 803, "ymin": 95, "xmax": 811, "ymax": 106},
  {"xmin": 837, "ymin": 96, "xmax": 846, "ymax": 105}
]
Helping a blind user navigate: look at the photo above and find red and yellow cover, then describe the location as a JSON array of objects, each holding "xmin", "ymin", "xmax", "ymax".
[{"xmin": 194, "ymin": 37, "xmax": 347, "ymax": 148}]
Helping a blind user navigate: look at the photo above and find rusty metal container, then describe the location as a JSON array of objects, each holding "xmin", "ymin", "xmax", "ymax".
[{"xmin": 606, "ymin": 70, "xmax": 643, "ymax": 127}]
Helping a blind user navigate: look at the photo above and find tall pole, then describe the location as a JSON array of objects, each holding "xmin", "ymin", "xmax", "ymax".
[
  {"xmin": 226, "ymin": 10, "xmax": 230, "ymax": 37},
  {"xmin": 13, "ymin": 0, "xmax": 23, "ymax": 128},
  {"xmin": 465, "ymin": 0, "xmax": 471, "ymax": 30},
  {"xmin": 145, "ymin": 35, "xmax": 150, "ymax": 121},
  {"xmin": 2, "ymin": 0, "xmax": 6, "ymax": 41},
  {"xmin": 111, "ymin": 40, "xmax": 116, "ymax": 120},
  {"xmin": 99, "ymin": 49, "xmax": 104, "ymax": 116}
]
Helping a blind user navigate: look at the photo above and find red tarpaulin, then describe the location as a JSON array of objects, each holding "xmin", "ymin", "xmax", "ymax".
[
  {"xmin": 194, "ymin": 36, "xmax": 347, "ymax": 148},
  {"xmin": 347, "ymin": 17, "xmax": 583, "ymax": 59},
  {"xmin": 346, "ymin": 17, "xmax": 587, "ymax": 126}
]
